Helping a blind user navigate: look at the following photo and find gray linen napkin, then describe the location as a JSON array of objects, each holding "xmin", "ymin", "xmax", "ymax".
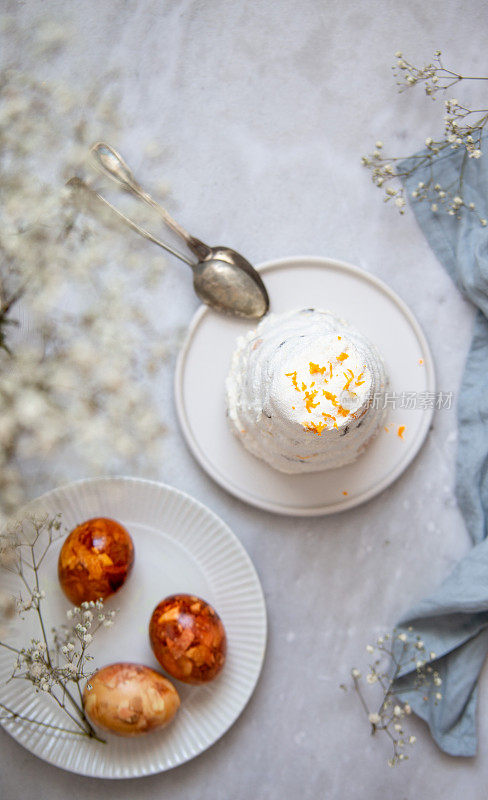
[{"xmin": 391, "ymin": 145, "xmax": 488, "ymax": 756}]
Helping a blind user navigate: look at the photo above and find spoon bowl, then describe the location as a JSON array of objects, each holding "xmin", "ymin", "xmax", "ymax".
[{"xmin": 193, "ymin": 248, "xmax": 269, "ymax": 318}]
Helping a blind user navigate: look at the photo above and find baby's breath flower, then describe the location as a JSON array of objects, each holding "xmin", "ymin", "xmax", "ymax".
[
  {"xmin": 363, "ymin": 49, "xmax": 488, "ymax": 220},
  {"xmin": 350, "ymin": 630, "xmax": 443, "ymax": 767},
  {"xmin": 1, "ymin": 515, "xmax": 119, "ymax": 742}
]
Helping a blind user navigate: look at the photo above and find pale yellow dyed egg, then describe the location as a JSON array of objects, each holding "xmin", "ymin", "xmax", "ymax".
[{"xmin": 83, "ymin": 662, "xmax": 180, "ymax": 736}]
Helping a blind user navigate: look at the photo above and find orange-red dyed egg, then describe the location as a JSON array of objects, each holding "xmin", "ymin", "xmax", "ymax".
[
  {"xmin": 58, "ymin": 517, "xmax": 134, "ymax": 604},
  {"xmin": 149, "ymin": 594, "xmax": 227, "ymax": 684}
]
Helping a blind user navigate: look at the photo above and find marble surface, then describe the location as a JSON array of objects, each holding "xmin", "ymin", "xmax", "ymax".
[{"xmin": 1, "ymin": 0, "xmax": 487, "ymax": 797}]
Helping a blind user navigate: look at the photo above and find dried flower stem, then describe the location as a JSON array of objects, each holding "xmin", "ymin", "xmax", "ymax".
[
  {"xmin": 349, "ymin": 630, "xmax": 441, "ymax": 766},
  {"xmin": 363, "ymin": 50, "xmax": 488, "ymax": 223},
  {"xmin": 0, "ymin": 515, "xmax": 118, "ymax": 743}
]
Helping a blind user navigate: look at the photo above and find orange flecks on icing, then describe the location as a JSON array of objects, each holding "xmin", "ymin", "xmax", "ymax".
[
  {"xmin": 337, "ymin": 352, "xmax": 349, "ymax": 362},
  {"xmin": 322, "ymin": 390, "xmax": 339, "ymax": 407},
  {"xmin": 398, "ymin": 425, "xmax": 406, "ymax": 439},
  {"xmin": 337, "ymin": 336, "xmax": 342, "ymax": 340},
  {"xmin": 301, "ymin": 382, "xmax": 307, "ymax": 392},
  {"xmin": 292, "ymin": 406, "xmax": 295, "ymax": 410},
  {"xmin": 342, "ymin": 491, "xmax": 348, "ymax": 496},
  {"xmin": 355, "ymin": 372, "xmax": 365, "ymax": 386},
  {"xmin": 285, "ymin": 371, "xmax": 300, "ymax": 392},
  {"xmin": 336, "ymin": 405, "xmax": 349, "ymax": 417},
  {"xmin": 329, "ymin": 362, "xmax": 333, "ymax": 379},
  {"xmin": 418, "ymin": 358, "xmax": 424, "ymax": 365},
  {"xmin": 321, "ymin": 412, "xmax": 336, "ymax": 423},
  {"xmin": 384, "ymin": 426, "xmax": 390, "ymax": 433},
  {"xmin": 343, "ymin": 368, "xmax": 354, "ymax": 391},
  {"xmin": 304, "ymin": 389, "xmax": 319, "ymax": 412},
  {"xmin": 303, "ymin": 421, "xmax": 326, "ymax": 435},
  {"xmin": 309, "ymin": 362, "xmax": 327, "ymax": 375}
]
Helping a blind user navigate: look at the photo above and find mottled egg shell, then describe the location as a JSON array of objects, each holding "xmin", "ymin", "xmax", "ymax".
[
  {"xmin": 58, "ymin": 517, "xmax": 134, "ymax": 604},
  {"xmin": 149, "ymin": 594, "xmax": 227, "ymax": 684},
  {"xmin": 83, "ymin": 662, "xmax": 180, "ymax": 736}
]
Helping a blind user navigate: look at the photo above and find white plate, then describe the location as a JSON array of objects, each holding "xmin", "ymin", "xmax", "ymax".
[
  {"xmin": 0, "ymin": 477, "xmax": 267, "ymax": 778},
  {"xmin": 175, "ymin": 256, "xmax": 435, "ymax": 515}
]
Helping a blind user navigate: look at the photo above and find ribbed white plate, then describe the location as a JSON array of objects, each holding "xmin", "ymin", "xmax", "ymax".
[
  {"xmin": 0, "ymin": 478, "xmax": 267, "ymax": 778},
  {"xmin": 175, "ymin": 256, "xmax": 435, "ymax": 515}
]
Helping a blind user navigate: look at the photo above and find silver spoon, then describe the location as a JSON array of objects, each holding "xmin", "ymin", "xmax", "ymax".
[{"xmin": 88, "ymin": 142, "xmax": 269, "ymax": 319}]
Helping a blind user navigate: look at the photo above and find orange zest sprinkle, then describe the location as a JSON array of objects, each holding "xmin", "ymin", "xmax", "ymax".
[
  {"xmin": 342, "ymin": 491, "xmax": 348, "ymax": 496},
  {"xmin": 329, "ymin": 362, "xmax": 333, "ymax": 379},
  {"xmin": 304, "ymin": 389, "xmax": 319, "ymax": 412},
  {"xmin": 336, "ymin": 405, "xmax": 349, "ymax": 417},
  {"xmin": 343, "ymin": 368, "xmax": 354, "ymax": 391},
  {"xmin": 309, "ymin": 362, "xmax": 327, "ymax": 375},
  {"xmin": 285, "ymin": 371, "xmax": 300, "ymax": 392},
  {"xmin": 398, "ymin": 425, "xmax": 406, "ymax": 439},
  {"xmin": 303, "ymin": 421, "xmax": 326, "ymax": 435},
  {"xmin": 301, "ymin": 382, "xmax": 307, "ymax": 392},
  {"xmin": 322, "ymin": 390, "xmax": 339, "ymax": 406},
  {"xmin": 321, "ymin": 412, "xmax": 336, "ymax": 422},
  {"xmin": 418, "ymin": 358, "xmax": 424, "ymax": 365},
  {"xmin": 355, "ymin": 372, "xmax": 365, "ymax": 386},
  {"xmin": 337, "ymin": 336, "xmax": 342, "ymax": 340},
  {"xmin": 384, "ymin": 426, "xmax": 389, "ymax": 433},
  {"xmin": 337, "ymin": 352, "xmax": 349, "ymax": 362}
]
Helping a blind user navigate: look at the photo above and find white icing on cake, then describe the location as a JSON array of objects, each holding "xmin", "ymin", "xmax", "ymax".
[{"xmin": 226, "ymin": 308, "xmax": 388, "ymax": 473}]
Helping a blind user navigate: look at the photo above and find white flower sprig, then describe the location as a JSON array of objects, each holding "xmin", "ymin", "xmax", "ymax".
[
  {"xmin": 362, "ymin": 50, "xmax": 488, "ymax": 223},
  {"xmin": 0, "ymin": 18, "xmax": 181, "ymax": 526},
  {"xmin": 0, "ymin": 514, "xmax": 117, "ymax": 742},
  {"xmin": 348, "ymin": 630, "xmax": 442, "ymax": 766}
]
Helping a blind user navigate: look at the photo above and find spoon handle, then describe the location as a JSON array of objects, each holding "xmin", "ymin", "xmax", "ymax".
[
  {"xmin": 67, "ymin": 177, "xmax": 195, "ymax": 267},
  {"xmin": 91, "ymin": 142, "xmax": 211, "ymax": 260}
]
